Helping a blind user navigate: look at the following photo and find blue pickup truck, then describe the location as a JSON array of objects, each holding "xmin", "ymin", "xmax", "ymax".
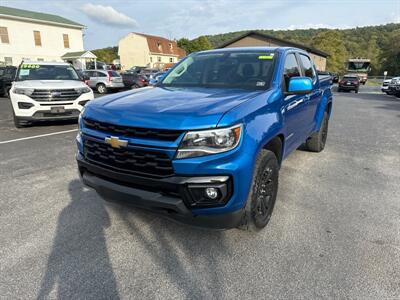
[{"xmin": 76, "ymin": 47, "xmax": 333, "ymax": 231}]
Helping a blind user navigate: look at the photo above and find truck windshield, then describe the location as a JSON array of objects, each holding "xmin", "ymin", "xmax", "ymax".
[
  {"xmin": 16, "ymin": 64, "xmax": 80, "ymax": 81},
  {"xmin": 347, "ymin": 61, "xmax": 371, "ymax": 72},
  {"xmin": 161, "ymin": 50, "xmax": 276, "ymax": 90}
]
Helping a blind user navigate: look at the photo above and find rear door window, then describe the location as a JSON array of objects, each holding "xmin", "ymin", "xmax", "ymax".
[{"xmin": 108, "ymin": 71, "xmax": 120, "ymax": 77}]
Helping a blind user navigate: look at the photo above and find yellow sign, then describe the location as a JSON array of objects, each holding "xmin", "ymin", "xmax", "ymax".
[
  {"xmin": 258, "ymin": 55, "xmax": 274, "ymax": 60},
  {"xmin": 21, "ymin": 64, "xmax": 40, "ymax": 69}
]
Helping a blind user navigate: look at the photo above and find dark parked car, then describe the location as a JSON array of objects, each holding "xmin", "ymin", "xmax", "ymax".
[
  {"xmin": 387, "ymin": 77, "xmax": 400, "ymax": 95},
  {"xmin": 394, "ymin": 81, "xmax": 400, "ymax": 98},
  {"xmin": 0, "ymin": 66, "xmax": 17, "ymax": 97},
  {"xmin": 121, "ymin": 71, "xmax": 148, "ymax": 89},
  {"xmin": 338, "ymin": 75, "xmax": 360, "ymax": 93}
]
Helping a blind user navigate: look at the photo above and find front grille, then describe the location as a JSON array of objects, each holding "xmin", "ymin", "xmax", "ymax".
[
  {"xmin": 83, "ymin": 138, "xmax": 174, "ymax": 178},
  {"xmin": 30, "ymin": 89, "xmax": 80, "ymax": 101},
  {"xmin": 83, "ymin": 118, "xmax": 183, "ymax": 141}
]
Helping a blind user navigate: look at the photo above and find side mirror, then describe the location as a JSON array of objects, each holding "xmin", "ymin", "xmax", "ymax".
[{"xmin": 286, "ymin": 77, "xmax": 312, "ymax": 95}]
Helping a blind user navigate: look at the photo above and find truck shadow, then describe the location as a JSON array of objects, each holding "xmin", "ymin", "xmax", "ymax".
[
  {"xmin": 110, "ymin": 201, "xmax": 231, "ymax": 299},
  {"xmin": 37, "ymin": 180, "xmax": 119, "ymax": 299}
]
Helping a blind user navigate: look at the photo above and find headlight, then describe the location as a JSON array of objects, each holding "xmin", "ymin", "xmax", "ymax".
[
  {"xmin": 75, "ymin": 86, "xmax": 91, "ymax": 94},
  {"xmin": 176, "ymin": 124, "xmax": 242, "ymax": 159},
  {"xmin": 13, "ymin": 88, "xmax": 34, "ymax": 96}
]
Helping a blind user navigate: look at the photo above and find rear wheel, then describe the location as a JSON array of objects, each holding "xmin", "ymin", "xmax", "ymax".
[
  {"xmin": 96, "ymin": 83, "xmax": 107, "ymax": 94},
  {"xmin": 355, "ymin": 89, "xmax": 359, "ymax": 93},
  {"xmin": 240, "ymin": 150, "xmax": 279, "ymax": 232},
  {"xmin": 306, "ymin": 111, "xmax": 329, "ymax": 152}
]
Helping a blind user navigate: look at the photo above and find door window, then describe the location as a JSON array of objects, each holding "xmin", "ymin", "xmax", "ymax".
[
  {"xmin": 283, "ymin": 53, "xmax": 300, "ymax": 90},
  {"xmin": 299, "ymin": 54, "xmax": 316, "ymax": 81}
]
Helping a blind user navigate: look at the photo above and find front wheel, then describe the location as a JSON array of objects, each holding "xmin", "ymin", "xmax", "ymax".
[
  {"xmin": 306, "ymin": 111, "xmax": 329, "ymax": 152},
  {"xmin": 131, "ymin": 83, "xmax": 140, "ymax": 89},
  {"xmin": 240, "ymin": 150, "xmax": 279, "ymax": 232},
  {"xmin": 13, "ymin": 111, "xmax": 30, "ymax": 128}
]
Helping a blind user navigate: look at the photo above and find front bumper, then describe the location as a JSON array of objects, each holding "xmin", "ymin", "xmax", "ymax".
[
  {"xmin": 10, "ymin": 91, "xmax": 94, "ymax": 120},
  {"xmin": 77, "ymin": 152, "xmax": 244, "ymax": 229}
]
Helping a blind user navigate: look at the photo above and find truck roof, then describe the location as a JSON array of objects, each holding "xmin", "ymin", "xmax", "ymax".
[
  {"xmin": 196, "ymin": 46, "xmax": 308, "ymax": 55},
  {"xmin": 20, "ymin": 61, "xmax": 70, "ymax": 66}
]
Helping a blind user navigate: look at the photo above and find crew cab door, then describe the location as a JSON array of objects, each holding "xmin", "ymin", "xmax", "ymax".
[
  {"xmin": 298, "ymin": 53, "xmax": 321, "ymax": 133},
  {"xmin": 282, "ymin": 53, "xmax": 310, "ymax": 154}
]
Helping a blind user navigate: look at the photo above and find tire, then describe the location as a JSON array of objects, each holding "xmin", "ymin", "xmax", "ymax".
[
  {"xmin": 337, "ymin": 88, "xmax": 341, "ymax": 92},
  {"xmin": 355, "ymin": 89, "xmax": 359, "ymax": 93},
  {"xmin": 4, "ymin": 87, "xmax": 11, "ymax": 98},
  {"xmin": 13, "ymin": 111, "xmax": 30, "ymax": 128},
  {"xmin": 96, "ymin": 83, "xmax": 107, "ymax": 94},
  {"xmin": 131, "ymin": 84, "xmax": 140, "ymax": 89},
  {"xmin": 239, "ymin": 150, "xmax": 279, "ymax": 232},
  {"xmin": 306, "ymin": 111, "xmax": 329, "ymax": 152}
]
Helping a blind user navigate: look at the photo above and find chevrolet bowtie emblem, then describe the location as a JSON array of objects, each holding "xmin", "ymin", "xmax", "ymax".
[{"xmin": 105, "ymin": 136, "xmax": 128, "ymax": 148}]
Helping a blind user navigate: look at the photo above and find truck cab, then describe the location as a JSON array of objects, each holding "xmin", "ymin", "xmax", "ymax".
[{"xmin": 76, "ymin": 47, "xmax": 333, "ymax": 231}]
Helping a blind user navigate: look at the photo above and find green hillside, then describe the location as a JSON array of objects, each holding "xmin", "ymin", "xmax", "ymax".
[
  {"xmin": 204, "ymin": 23, "xmax": 400, "ymax": 75},
  {"xmin": 91, "ymin": 23, "xmax": 400, "ymax": 75}
]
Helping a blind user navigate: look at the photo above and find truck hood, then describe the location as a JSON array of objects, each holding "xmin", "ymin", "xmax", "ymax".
[
  {"xmin": 84, "ymin": 87, "xmax": 264, "ymax": 130},
  {"xmin": 13, "ymin": 80, "xmax": 87, "ymax": 89}
]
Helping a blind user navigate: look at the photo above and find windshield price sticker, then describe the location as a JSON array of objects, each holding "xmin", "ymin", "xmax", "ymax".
[
  {"xmin": 21, "ymin": 64, "xmax": 40, "ymax": 69},
  {"xmin": 259, "ymin": 54, "xmax": 274, "ymax": 60},
  {"xmin": 19, "ymin": 69, "xmax": 30, "ymax": 76}
]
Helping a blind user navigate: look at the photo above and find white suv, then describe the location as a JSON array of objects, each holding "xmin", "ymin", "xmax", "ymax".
[{"xmin": 10, "ymin": 61, "xmax": 94, "ymax": 128}]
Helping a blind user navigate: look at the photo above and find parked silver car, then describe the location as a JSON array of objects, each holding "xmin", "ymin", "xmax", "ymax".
[{"xmin": 82, "ymin": 70, "xmax": 124, "ymax": 94}]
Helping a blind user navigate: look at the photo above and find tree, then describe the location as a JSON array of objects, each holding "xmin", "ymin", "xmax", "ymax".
[
  {"xmin": 177, "ymin": 38, "xmax": 193, "ymax": 54},
  {"xmin": 379, "ymin": 29, "xmax": 400, "ymax": 76},
  {"xmin": 177, "ymin": 36, "xmax": 212, "ymax": 54},
  {"xmin": 310, "ymin": 30, "xmax": 348, "ymax": 73},
  {"xmin": 91, "ymin": 47, "xmax": 118, "ymax": 63}
]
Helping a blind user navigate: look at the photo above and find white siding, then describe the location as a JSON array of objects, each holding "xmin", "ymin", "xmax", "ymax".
[{"xmin": 0, "ymin": 18, "xmax": 84, "ymax": 66}]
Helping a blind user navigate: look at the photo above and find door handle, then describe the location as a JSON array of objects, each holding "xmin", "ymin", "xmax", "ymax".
[{"xmin": 287, "ymin": 99, "xmax": 303, "ymax": 110}]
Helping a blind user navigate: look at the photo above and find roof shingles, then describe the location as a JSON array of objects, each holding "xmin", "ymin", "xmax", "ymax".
[
  {"xmin": 0, "ymin": 6, "xmax": 84, "ymax": 28},
  {"xmin": 136, "ymin": 33, "xmax": 186, "ymax": 58}
]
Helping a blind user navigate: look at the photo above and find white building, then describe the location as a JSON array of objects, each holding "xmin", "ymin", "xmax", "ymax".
[
  {"xmin": 118, "ymin": 33, "xmax": 186, "ymax": 70},
  {"xmin": 0, "ymin": 6, "xmax": 85, "ymax": 66}
]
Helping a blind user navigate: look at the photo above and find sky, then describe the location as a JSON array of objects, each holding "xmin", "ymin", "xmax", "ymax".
[{"xmin": 2, "ymin": 0, "xmax": 400, "ymax": 50}]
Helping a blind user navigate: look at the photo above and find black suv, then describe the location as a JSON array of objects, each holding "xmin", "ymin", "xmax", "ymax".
[
  {"xmin": 338, "ymin": 75, "xmax": 360, "ymax": 93},
  {"xmin": 0, "ymin": 66, "xmax": 17, "ymax": 97}
]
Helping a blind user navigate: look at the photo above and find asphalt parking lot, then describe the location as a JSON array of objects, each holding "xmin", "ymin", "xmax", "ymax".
[{"xmin": 0, "ymin": 89, "xmax": 399, "ymax": 299}]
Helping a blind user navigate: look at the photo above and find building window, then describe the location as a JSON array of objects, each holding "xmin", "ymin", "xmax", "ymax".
[
  {"xmin": 37, "ymin": 58, "xmax": 44, "ymax": 61},
  {"xmin": 0, "ymin": 27, "xmax": 10, "ymax": 44},
  {"xmin": 157, "ymin": 42, "xmax": 162, "ymax": 51},
  {"xmin": 33, "ymin": 31, "xmax": 42, "ymax": 46},
  {"xmin": 63, "ymin": 34, "xmax": 70, "ymax": 48},
  {"xmin": 169, "ymin": 57, "xmax": 173, "ymax": 63},
  {"xmin": 157, "ymin": 57, "xmax": 161, "ymax": 62},
  {"xmin": 168, "ymin": 43, "xmax": 172, "ymax": 50},
  {"xmin": 150, "ymin": 57, "xmax": 153, "ymax": 62},
  {"xmin": 4, "ymin": 57, "xmax": 12, "ymax": 66}
]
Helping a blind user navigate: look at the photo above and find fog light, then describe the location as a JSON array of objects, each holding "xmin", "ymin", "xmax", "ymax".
[{"xmin": 205, "ymin": 187, "xmax": 219, "ymax": 199}]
